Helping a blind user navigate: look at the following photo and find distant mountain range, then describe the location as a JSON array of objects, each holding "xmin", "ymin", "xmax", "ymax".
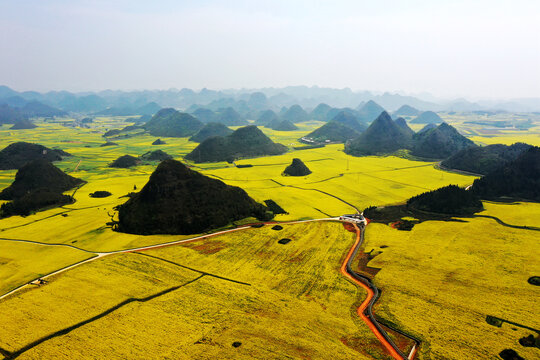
[{"xmin": 2, "ymin": 85, "xmax": 539, "ymax": 116}]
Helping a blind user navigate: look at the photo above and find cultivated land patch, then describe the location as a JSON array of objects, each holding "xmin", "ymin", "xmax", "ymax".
[
  {"xmin": 0, "ymin": 222, "xmax": 397, "ymax": 360},
  {"xmin": 0, "ymin": 241, "xmax": 94, "ymax": 295},
  {"xmin": 362, "ymin": 214, "xmax": 540, "ymax": 360}
]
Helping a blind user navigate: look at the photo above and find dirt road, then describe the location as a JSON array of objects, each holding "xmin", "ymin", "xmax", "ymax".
[{"xmin": 340, "ymin": 222, "xmax": 420, "ymax": 360}]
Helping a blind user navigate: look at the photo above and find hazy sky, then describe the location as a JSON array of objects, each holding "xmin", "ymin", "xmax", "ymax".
[{"xmin": 1, "ymin": 0, "xmax": 539, "ymax": 99}]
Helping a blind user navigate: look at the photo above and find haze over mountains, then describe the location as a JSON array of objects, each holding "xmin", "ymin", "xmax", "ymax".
[{"xmin": 1, "ymin": 85, "xmax": 539, "ymax": 115}]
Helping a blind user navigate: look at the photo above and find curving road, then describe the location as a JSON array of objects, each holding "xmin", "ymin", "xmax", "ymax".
[{"xmin": 341, "ymin": 222, "xmax": 420, "ymax": 360}]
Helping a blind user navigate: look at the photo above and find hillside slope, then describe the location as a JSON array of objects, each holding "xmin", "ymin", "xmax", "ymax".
[
  {"xmin": 117, "ymin": 159, "xmax": 271, "ymax": 234},
  {"xmin": 345, "ymin": 111, "xmax": 412, "ymax": 156},
  {"xmin": 185, "ymin": 125, "xmax": 287, "ymax": 163}
]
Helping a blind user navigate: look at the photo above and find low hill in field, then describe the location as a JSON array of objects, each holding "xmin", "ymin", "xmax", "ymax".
[
  {"xmin": 0, "ymin": 104, "xmax": 26, "ymax": 124},
  {"xmin": 309, "ymin": 103, "xmax": 332, "ymax": 121},
  {"xmin": 330, "ymin": 111, "xmax": 366, "ymax": 132},
  {"xmin": 394, "ymin": 117, "xmax": 415, "ymax": 136},
  {"xmin": 20, "ymin": 101, "xmax": 67, "ymax": 118},
  {"xmin": 417, "ymin": 123, "xmax": 437, "ymax": 134},
  {"xmin": 144, "ymin": 108, "xmax": 204, "ymax": 137},
  {"xmin": 410, "ymin": 111, "xmax": 443, "ymax": 124},
  {"xmin": 1, "ymin": 158, "xmax": 81, "ymax": 217},
  {"xmin": 140, "ymin": 150, "xmax": 173, "ymax": 162},
  {"xmin": 109, "ymin": 155, "xmax": 140, "ymax": 168},
  {"xmin": 281, "ymin": 104, "xmax": 309, "ymax": 123},
  {"xmin": 0, "ymin": 159, "xmax": 83, "ymax": 200},
  {"xmin": 283, "ymin": 158, "xmax": 311, "ymax": 176},
  {"xmin": 441, "ymin": 143, "xmax": 532, "ymax": 175},
  {"xmin": 344, "ymin": 111, "xmax": 412, "ymax": 156},
  {"xmin": 134, "ymin": 114, "xmax": 152, "ymax": 124},
  {"xmin": 302, "ymin": 121, "xmax": 360, "ymax": 143},
  {"xmin": 0, "ymin": 188, "xmax": 75, "ymax": 217},
  {"xmin": 324, "ymin": 108, "xmax": 358, "ymax": 122},
  {"xmin": 472, "ymin": 146, "xmax": 540, "ymax": 201},
  {"xmin": 10, "ymin": 119, "xmax": 37, "ymax": 130},
  {"xmin": 152, "ymin": 139, "xmax": 166, "ymax": 145},
  {"xmin": 255, "ymin": 109, "xmax": 280, "ymax": 125},
  {"xmin": 411, "ymin": 122, "xmax": 475, "ymax": 159},
  {"xmin": 189, "ymin": 122, "xmax": 233, "ymax": 142},
  {"xmin": 192, "ymin": 108, "xmax": 217, "ymax": 123},
  {"xmin": 116, "ymin": 159, "xmax": 272, "ymax": 235},
  {"xmin": 185, "ymin": 125, "xmax": 287, "ymax": 163},
  {"xmin": 266, "ymin": 119, "xmax": 298, "ymax": 131},
  {"xmin": 356, "ymin": 100, "xmax": 385, "ymax": 123},
  {"xmin": 0, "ymin": 142, "xmax": 71, "ymax": 170},
  {"xmin": 215, "ymin": 107, "xmax": 249, "ymax": 126},
  {"xmin": 393, "ymin": 105, "xmax": 421, "ymax": 116}
]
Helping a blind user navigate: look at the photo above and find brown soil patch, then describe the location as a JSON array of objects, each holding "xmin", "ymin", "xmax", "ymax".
[
  {"xmin": 304, "ymin": 294, "xmax": 328, "ymax": 310},
  {"xmin": 379, "ymin": 323, "xmax": 417, "ymax": 355},
  {"xmin": 354, "ymin": 252, "xmax": 381, "ymax": 277},
  {"xmin": 340, "ymin": 336, "xmax": 394, "ymax": 359},
  {"xmin": 183, "ymin": 240, "xmax": 226, "ymax": 254},
  {"xmin": 288, "ymin": 250, "xmax": 307, "ymax": 263},
  {"xmin": 342, "ymin": 222, "xmax": 356, "ymax": 233}
]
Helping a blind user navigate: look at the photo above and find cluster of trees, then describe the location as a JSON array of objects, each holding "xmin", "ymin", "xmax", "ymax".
[
  {"xmin": 0, "ymin": 142, "xmax": 70, "ymax": 170},
  {"xmin": 442, "ymin": 143, "xmax": 532, "ymax": 175},
  {"xmin": 1, "ymin": 189, "xmax": 74, "ymax": 217},
  {"xmin": 282, "ymin": 158, "xmax": 311, "ymax": 176},
  {"xmin": 0, "ymin": 159, "xmax": 83, "ymax": 218},
  {"xmin": 406, "ymin": 185, "xmax": 483, "ymax": 215},
  {"xmin": 185, "ymin": 126, "xmax": 287, "ymax": 163},
  {"xmin": 116, "ymin": 159, "xmax": 274, "ymax": 235},
  {"xmin": 471, "ymin": 146, "xmax": 540, "ymax": 201}
]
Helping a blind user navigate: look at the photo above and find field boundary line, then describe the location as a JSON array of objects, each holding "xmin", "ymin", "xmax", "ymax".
[
  {"xmin": 2, "ymin": 275, "xmax": 206, "ymax": 360},
  {"xmin": 133, "ymin": 252, "xmax": 251, "ymax": 286}
]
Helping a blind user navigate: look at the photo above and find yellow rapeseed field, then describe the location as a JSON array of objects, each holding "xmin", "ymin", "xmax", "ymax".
[
  {"xmin": 363, "ymin": 214, "xmax": 540, "ymax": 359},
  {"xmin": 0, "ymin": 241, "xmax": 94, "ymax": 294},
  {"xmin": 0, "ymin": 115, "xmax": 538, "ymax": 360},
  {"xmin": 0, "ymin": 222, "xmax": 395, "ymax": 359}
]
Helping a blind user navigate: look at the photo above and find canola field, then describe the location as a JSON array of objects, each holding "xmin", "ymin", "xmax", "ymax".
[
  {"xmin": 0, "ymin": 222, "xmax": 396, "ymax": 360},
  {"xmin": 363, "ymin": 209, "xmax": 540, "ymax": 360},
  {"xmin": 0, "ymin": 114, "xmax": 538, "ymax": 359}
]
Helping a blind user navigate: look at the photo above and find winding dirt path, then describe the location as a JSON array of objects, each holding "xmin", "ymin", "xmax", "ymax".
[{"xmin": 340, "ymin": 223, "xmax": 420, "ymax": 360}]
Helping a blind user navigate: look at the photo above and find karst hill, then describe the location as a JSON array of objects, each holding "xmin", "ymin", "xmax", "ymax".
[{"xmin": 116, "ymin": 159, "xmax": 272, "ymax": 235}]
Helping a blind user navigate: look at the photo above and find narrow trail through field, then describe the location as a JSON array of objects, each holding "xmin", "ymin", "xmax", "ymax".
[
  {"xmin": 436, "ymin": 162, "xmax": 484, "ymax": 177},
  {"xmin": 269, "ymin": 179, "xmax": 360, "ymax": 213},
  {"xmin": 473, "ymin": 214, "xmax": 540, "ymax": 231},
  {"xmin": 0, "ymin": 237, "xmax": 96, "ymax": 253},
  {"xmin": 340, "ymin": 223, "xmax": 419, "ymax": 360},
  {"xmin": 133, "ymin": 252, "xmax": 251, "ymax": 286},
  {"xmin": 72, "ymin": 159, "xmax": 82, "ymax": 172}
]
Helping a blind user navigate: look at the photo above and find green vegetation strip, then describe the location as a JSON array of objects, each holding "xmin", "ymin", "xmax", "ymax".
[{"xmin": 473, "ymin": 215, "xmax": 540, "ymax": 231}]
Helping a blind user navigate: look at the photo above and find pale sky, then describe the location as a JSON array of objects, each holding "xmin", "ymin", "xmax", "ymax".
[{"xmin": 1, "ymin": 0, "xmax": 539, "ymax": 99}]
